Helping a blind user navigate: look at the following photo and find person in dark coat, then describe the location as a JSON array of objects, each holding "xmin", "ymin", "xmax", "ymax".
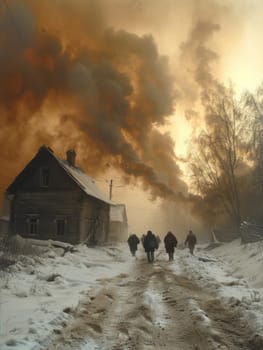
[
  {"xmin": 143, "ymin": 230, "xmax": 158, "ymax": 263},
  {"xmin": 164, "ymin": 231, "xmax": 178, "ymax": 261},
  {"xmin": 127, "ymin": 234, "xmax": 140, "ymax": 256},
  {"xmin": 185, "ymin": 230, "xmax": 197, "ymax": 255}
]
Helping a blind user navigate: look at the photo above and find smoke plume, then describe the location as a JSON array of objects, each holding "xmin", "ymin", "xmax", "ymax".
[
  {"xmin": 0, "ymin": 0, "xmax": 248, "ymax": 234},
  {"xmin": 0, "ymin": 0, "xmax": 185, "ymax": 199}
]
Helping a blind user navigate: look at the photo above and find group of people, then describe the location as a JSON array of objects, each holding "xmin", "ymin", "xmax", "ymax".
[{"xmin": 127, "ymin": 230, "xmax": 197, "ymax": 263}]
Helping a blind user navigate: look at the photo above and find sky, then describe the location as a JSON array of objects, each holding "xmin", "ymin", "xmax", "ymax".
[{"xmin": 1, "ymin": 0, "xmax": 263, "ymax": 237}]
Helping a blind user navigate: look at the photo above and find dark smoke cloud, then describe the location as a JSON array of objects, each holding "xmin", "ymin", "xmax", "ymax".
[
  {"xmin": 0, "ymin": 0, "xmax": 185, "ymax": 202},
  {"xmin": 178, "ymin": 19, "xmax": 223, "ymax": 113},
  {"xmin": 0, "ymin": 0, "xmax": 246, "ymax": 234}
]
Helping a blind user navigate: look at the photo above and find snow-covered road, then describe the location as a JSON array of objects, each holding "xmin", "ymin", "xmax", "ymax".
[
  {"xmin": 46, "ymin": 248, "xmax": 261, "ymax": 350},
  {"xmin": 1, "ymin": 239, "xmax": 263, "ymax": 349}
]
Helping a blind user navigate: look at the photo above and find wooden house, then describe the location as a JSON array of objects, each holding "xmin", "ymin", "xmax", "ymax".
[
  {"xmin": 108, "ymin": 204, "xmax": 128, "ymax": 242},
  {"xmin": 6, "ymin": 146, "xmax": 114, "ymax": 245},
  {"xmin": 0, "ymin": 216, "xmax": 9, "ymax": 238}
]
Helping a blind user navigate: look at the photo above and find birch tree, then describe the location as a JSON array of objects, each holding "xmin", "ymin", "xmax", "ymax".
[{"xmin": 189, "ymin": 88, "xmax": 247, "ymax": 227}]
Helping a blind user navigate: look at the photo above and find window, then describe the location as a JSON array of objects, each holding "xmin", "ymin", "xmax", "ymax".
[
  {"xmin": 28, "ymin": 217, "xmax": 39, "ymax": 236},
  {"xmin": 40, "ymin": 168, "xmax": 50, "ymax": 187},
  {"xmin": 55, "ymin": 219, "xmax": 66, "ymax": 236}
]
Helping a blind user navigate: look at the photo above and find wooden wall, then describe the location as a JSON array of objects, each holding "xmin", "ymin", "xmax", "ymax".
[
  {"xmin": 12, "ymin": 191, "xmax": 82, "ymax": 244},
  {"xmin": 8, "ymin": 149, "xmax": 110, "ymax": 245},
  {"xmin": 79, "ymin": 198, "xmax": 110, "ymax": 243},
  {"xmin": 16, "ymin": 153, "xmax": 75, "ymax": 191}
]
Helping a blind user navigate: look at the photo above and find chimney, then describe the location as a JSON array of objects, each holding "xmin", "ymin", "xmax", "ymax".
[{"xmin": 66, "ymin": 149, "xmax": 76, "ymax": 167}]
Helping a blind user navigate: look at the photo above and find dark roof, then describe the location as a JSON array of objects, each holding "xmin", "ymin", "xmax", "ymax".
[{"xmin": 7, "ymin": 145, "xmax": 114, "ymax": 205}]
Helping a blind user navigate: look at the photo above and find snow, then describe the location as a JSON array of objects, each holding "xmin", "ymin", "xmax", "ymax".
[
  {"xmin": 110, "ymin": 204, "xmax": 126, "ymax": 222},
  {"xmin": 0, "ymin": 242, "xmax": 132, "ymax": 350},
  {"xmin": 57, "ymin": 158, "xmax": 114, "ymax": 205},
  {"xmin": 144, "ymin": 283, "xmax": 168, "ymax": 327},
  {"xmin": 1, "ymin": 236, "xmax": 263, "ymax": 349},
  {"xmin": 171, "ymin": 240, "xmax": 263, "ymax": 336},
  {"xmin": 79, "ymin": 339, "xmax": 100, "ymax": 350}
]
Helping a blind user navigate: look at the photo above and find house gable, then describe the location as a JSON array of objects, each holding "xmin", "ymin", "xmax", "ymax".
[
  {"xmin": 7, "ymin": 146, "xmax": 78, "ymax": 195},
  {"xmin": 6, "ymin": 146, "xmax": 112, "ymax": 244}
]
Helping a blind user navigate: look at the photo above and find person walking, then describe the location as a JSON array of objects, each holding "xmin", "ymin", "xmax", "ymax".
[
  {"xmin": 185, "ymin": 230, "xmax": 197, "ymax": 255},
  {"xmin": 143, "ymin": 230, "xmax": 158, "ymax": 263},
  {"xmin": 164, "ymin": 231, "xmax": 178, "ymax": 261},
  {"xmin": 127, "ymin": 234, "xmax": 140, "ymax": 256}
]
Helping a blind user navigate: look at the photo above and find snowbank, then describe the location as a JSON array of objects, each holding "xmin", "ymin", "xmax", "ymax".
[
  {"xmin": 0, "ymin": 241, "xmax": 132, "ymax": 350},
  {"xmin": 173, "ymin": 240, "xmax": 263, "ymax": 337},
  {"xmin": 212, "ymin": 239, "xmax": 263, "ymax": 288}
]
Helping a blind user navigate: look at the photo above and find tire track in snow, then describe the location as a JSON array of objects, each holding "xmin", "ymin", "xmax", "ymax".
[
  {"xmin": 155, "ymin": 260, "xmax": 258, "ymax": 349},
  {"xmin": 46, "ymin": 256, "xmax": 259, "ymax": 350}
]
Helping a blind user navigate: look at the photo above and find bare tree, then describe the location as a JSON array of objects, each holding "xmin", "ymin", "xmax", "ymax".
[
  {"xmin": 189, "ymin": 87, "xmax": 248, "ymax": 228},
  {"xmin": 243, "ymin": 86, "xmax": 263, "ymax": 193}
]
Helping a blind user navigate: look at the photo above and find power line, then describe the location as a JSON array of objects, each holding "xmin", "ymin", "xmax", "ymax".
[{"xmin": 107, "ymin": 179, "xmax": 126, "ymax": 200}]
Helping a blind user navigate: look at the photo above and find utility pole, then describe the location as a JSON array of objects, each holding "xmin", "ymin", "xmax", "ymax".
[{"xmin": 109, "ymin": 179, "xmax": 113, "ymax": 200}]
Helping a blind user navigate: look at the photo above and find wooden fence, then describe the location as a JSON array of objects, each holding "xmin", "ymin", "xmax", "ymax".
[{"xmin": 240, "ymin": 221, "xmax": 263, "ymax": 244}]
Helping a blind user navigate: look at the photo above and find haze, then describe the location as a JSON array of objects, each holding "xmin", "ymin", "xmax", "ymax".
[{"xmin": 0, "ymin": 0, "xmax": 262, "ymax": 240}]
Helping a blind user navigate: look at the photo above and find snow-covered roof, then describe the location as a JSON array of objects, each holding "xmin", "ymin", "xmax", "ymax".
[
  {"xmin": 6, "ymin": 145, "xmax": 114, "ymax": 206},
  {"xmin": 54, "ymin": 156, "xmax": 114, "ymax": 205},
  {"xmin": 110, "ymin": 204, "xmax": 127, "ymax": 222}
]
